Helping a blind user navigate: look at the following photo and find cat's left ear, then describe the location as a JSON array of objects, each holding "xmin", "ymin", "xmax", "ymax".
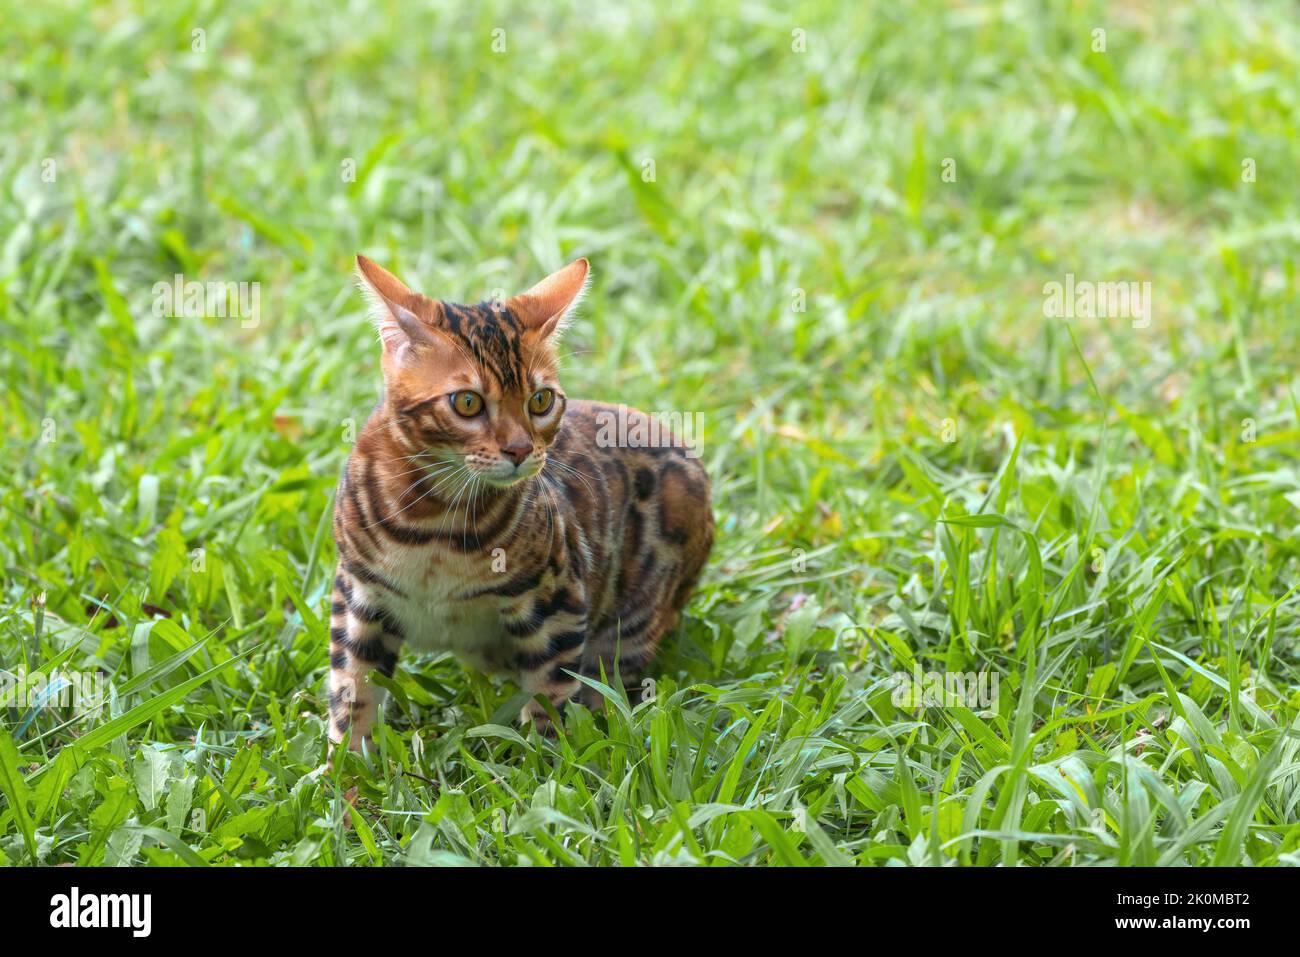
[{"xmin": 509, "ymin": 258, "xmax": 589, "ymax": 340}]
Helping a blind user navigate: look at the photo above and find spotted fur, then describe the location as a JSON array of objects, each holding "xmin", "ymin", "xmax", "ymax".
[{"xmin": 328, "ymin": 256, "xmax": 713, "ymax": 750}]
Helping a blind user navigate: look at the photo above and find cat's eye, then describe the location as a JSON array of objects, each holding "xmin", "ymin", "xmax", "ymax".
[
  {"xmin": 450, "ymin": 391, "xmax": 484, "ymax": 417},
  {"xmin": 528, "ymin": 388, "xmax": 555, "ymax": 415}
]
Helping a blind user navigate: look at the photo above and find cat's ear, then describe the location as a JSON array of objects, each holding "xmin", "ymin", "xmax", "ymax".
[
  {"xmin": 355, "ymin": 254, "xmax": 441, "ymax": 352},
  {"xmin": 509, "ymin": 258, "xmax": 589, "ymax": 340}
]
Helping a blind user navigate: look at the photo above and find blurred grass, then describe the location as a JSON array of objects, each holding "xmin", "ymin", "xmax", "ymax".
[{"xmin": 1, "ymin": 0, "xmax": 1299, "ymax": 865}]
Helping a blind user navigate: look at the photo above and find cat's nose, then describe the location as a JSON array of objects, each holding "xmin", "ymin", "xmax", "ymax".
[{"xmin": 501, "ymin": 442, "xmax": 533, "ymax": 466}]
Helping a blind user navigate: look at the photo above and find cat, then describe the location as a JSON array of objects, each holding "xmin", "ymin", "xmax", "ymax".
[{"xmin": 328, "ymin": 255, "xmax": 713, "ymax": 751}]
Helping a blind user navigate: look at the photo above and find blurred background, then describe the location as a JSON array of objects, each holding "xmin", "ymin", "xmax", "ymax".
[{"xmin": 1, "ymin": 1, "xmax": 1298, "ymax": 865}]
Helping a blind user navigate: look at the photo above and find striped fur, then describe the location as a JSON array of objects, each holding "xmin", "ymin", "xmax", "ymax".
[{"xmin": 328, "ymin": 256, "xmax": 713, "ymax": 750}]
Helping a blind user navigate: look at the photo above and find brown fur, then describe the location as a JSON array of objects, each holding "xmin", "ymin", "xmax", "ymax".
[{"xmin": 327, "ymin": 257, "xmax": 713, "ymax": 750}]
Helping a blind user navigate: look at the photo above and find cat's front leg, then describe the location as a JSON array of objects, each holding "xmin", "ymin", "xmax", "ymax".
[
  {"xmin": 328, "ymin": 569, "xmax": 403, "ymax": 753},
  {"xmin": 506, "ymin": 582, "xmax": 588, "ymax": 732}
]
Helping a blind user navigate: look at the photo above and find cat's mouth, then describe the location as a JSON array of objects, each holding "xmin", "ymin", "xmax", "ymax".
[{"xmin": 475, "ymin": 459, "xmax": 543, "ymax": 488}]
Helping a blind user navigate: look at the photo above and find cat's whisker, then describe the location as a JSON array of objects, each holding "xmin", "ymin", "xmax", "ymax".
[
  {"xmin": 453, "ymin": 471, "xmax": 472, "ymax": 550},
  {"xmin": 386, "ymin": 460, "xmax": 458, "ymax": 482},
  {"xmin": 546, "ymin": 458, "xmax": 597, "ymax": 501},
  {"xmin": 538, "ymin": 472, "xmax": 561, "ymax": 562},
  {"xmin": 376, "ymin": 448, "xmax": 449, "ymax": 467},
  {"xmin": 360, "ymin": 462, "xmax": 464, "ymax": 531},
  {"xmin": 381, "ymin": 462, "xmax": 456, "ymax": 489},
  {"xmin": 451, "ymin": 472, "xmax": 487, "ymax": 560},
  {"xmin": 429, "ymin": 466, "xmax": 472, "ymax": 510},
  {"xmin": 434, "ymin": 467, "xmax": 475, "ymax": 536},
  {"xmin": 360, "ymin": 483, "xmax": 435, "ymax": 531},
  {"xmin": 390, "ymin": 463, "xmax": 458, "ymax": 503},
  {"xmin": 460, "ymin": 473, "xmax": 483, "ymax": 553},
  {"xmin": 545, "ymin": 482, "xmax": 558, "ymax": 560},
  {"xmin": 461, "ymin": 476, "xmax": 476, "ymax": 552}
]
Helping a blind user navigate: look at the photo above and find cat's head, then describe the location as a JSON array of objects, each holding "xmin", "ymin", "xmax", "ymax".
[{"xmin": 355, "ymin": 254, "xmax": 589, "ymax": 487}]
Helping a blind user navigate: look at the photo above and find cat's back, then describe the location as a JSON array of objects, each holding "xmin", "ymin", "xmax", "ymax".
[
  {"xmin": 549, "ymin": 399, "xmax": 712, "ymax": 630},
  {"xmin": 557, "ymin": 399, "xmax": 710, "ymax": 501}
]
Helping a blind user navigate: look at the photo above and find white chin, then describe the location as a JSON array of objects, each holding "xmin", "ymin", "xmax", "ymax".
[{"xmin": 482, "ymin": 469, "xmax": 535, "ymax": 487}]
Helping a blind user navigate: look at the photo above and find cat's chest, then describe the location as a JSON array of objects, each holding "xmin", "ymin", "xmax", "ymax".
[{"xmin": 375, "ymin": 550, "xmax": 511, "ymax": 666}]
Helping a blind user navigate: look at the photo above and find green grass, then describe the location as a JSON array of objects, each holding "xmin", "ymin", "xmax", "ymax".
[{"xmin": 2, "ymin": 0, "xmax": 1300, "ymax": 866}]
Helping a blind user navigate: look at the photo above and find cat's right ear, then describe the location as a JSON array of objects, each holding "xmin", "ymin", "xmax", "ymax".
[{"xmin": 355, "ymin": 255, "xmax": 441, "ymax": 354}]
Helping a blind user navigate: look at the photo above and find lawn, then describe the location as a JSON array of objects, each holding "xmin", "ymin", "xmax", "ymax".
[{"xmin": 2, "ymin": 0, "xmax": 1299, "ymax": 866}]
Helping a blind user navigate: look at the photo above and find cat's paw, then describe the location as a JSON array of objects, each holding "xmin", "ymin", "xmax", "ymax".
[
  {"xmin": 326, "ymin": 733, "xmax": 373, "ymax": 769},
  {"xmin": 520, "ymin": 698, "xmax": 559, "ymax": 737}
]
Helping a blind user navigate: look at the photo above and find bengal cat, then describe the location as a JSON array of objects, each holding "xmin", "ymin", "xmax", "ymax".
[{"xmin": 328, "ymin": 255, "xmax": 713, "ymax": 752}]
